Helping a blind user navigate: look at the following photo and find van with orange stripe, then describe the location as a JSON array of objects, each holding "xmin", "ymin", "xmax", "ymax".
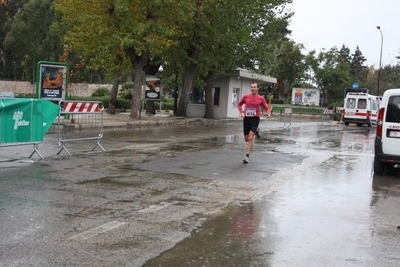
[{"xmin": 343, "ymin": 92, "xmax": 380, "ymax": 127}]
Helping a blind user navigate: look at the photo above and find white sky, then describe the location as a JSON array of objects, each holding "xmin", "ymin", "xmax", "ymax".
[{"xmin": 287, "ymin": 0, "xmax": 400, "ymax": 67}]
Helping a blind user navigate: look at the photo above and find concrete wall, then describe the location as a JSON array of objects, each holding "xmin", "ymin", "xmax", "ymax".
[{"xmin": 0, "ymin": 80, "xmax": 113, "ymax": 97}]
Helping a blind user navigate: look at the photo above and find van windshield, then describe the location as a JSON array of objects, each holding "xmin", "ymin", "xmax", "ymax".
[{"xmin": 386, "ymin": 96, "xmax": 400, "ymax": 123}]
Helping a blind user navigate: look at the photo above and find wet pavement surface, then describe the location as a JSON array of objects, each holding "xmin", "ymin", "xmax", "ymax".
[{"xmin": 1, "ymin": 117, "xmax": 400, "ymax": 266}]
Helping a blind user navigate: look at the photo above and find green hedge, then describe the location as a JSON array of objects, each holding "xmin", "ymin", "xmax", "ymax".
[{"xmin": 272, "ymin": 106, "xmax": 323, "ymax": 115}]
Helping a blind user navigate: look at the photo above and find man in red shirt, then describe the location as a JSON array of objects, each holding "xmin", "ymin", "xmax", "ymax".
[{"xmin": 237, "ymin": 83, "xmax": 271, "ymax": 163}]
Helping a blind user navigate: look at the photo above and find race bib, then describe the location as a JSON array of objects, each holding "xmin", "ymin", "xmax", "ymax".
[{"xmin": 245, "ymin": 108, "xmax": 256, "ymax": 117}]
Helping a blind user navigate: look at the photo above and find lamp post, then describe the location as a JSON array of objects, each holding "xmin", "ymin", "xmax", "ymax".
[{"xmin": 377, "ymin": 26, "xmax": 383, "ymax": 96}]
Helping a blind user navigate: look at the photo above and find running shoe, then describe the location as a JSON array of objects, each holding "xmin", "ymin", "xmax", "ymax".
[
  {"xmin": 243, "ymin": 156, "xmax": 249, "ymax": 163},
  {"xmin": 255, "ymin": 127, "xmax": 261, "ymax": 139}
]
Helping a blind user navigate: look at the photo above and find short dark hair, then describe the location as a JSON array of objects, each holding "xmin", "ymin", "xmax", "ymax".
[{"xmin": 251, "ymin": 82, "xmax": 259, "ymax": 88}]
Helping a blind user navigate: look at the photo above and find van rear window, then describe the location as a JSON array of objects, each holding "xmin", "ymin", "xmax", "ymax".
[
  {"xmin": 346, "ymin": 98, "xmax": 356, "ymax": 108},
  {"xmin": 386, "ymin": 96, "xmax": 400, "ymax": 123},
  {"xmin": 358, "ymin": 99, "xmax": 366, "ymax": 109}
]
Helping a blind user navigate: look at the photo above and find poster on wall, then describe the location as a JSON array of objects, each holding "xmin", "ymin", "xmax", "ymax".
[
  {"xmin": 145, "ymin": 76, "xmax": 161, "ymax": 101},
  {"xmin": 36, "ymin": 61, "xmax": 69, "ymax": 101},
  {"xmin": 294, "ymin": 91, "xmax": 303, "ymax": 105}
]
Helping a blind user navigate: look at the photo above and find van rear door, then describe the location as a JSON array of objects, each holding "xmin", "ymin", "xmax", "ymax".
[
  {"xmin": 370, "ymin": 97, "xmax": 379, "ymax": 124},
  {"xmin": 382, "ymin": 94, "xmax": 400, "ymax": 154}
]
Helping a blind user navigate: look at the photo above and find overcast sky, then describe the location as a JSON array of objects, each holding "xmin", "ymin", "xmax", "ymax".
[{"xmin": 287, "ymin": 0, "xmax": 400, "ymax": 67}]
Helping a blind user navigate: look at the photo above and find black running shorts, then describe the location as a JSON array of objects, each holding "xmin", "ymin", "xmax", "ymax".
[{"xmin": 243, "ymin": 117, "xmax": 260, "ymax": 135}]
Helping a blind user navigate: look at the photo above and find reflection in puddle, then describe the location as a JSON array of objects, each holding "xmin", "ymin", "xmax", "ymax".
[{"xmin": 143, "ymin": 202, "xmax": 274, "ymax": 267}]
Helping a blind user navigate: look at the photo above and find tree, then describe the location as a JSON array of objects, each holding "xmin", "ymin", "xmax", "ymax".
[
  {"xmin": 244, "ymin": 12, "xmax": 293, "ymax": 100},
  {"xmin": 307, "ymin": 48, "xmax": 351, "ymax": 105},
  {"xmin": 4, "ymin": 0, "xmax": 62, "ymax": 82},
  {"xmin": 339, "ymin": 44, "xmax": 351, "ymax": 64},
  {"xmin": 1, "ymin": 0, "xmax": 29, "ymax": 79},
  {"xmin": 165, "ymin": 0, "xmax": 293, "ymax": 117},
  {"xmin": 269, "ymin": 40, "xmax": 306, "ymax": 101},
  {"xmin": 55, "ymin": 0, "xmax": 190, "ymax": 119},
  {"xmin": 350, "ymin": 46, "xmax": 368, "ymax": 85}
]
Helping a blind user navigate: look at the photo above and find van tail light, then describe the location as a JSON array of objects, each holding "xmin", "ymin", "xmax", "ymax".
[{"xmin": 376, "ymin": 107, "xmax": 384, "ymax": 137}]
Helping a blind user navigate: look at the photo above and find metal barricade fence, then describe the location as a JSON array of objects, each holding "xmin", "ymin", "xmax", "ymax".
[
  {"xmin": 279, "ymin": 107, "xmax": 292, "ymax": 130},
  {"xmin": 321, "ymin": 109, "xmax": 334, "ymax": 125},
  {"xmin": 57, "ymin": 100, "xmax": 105, "ymax": 156}
]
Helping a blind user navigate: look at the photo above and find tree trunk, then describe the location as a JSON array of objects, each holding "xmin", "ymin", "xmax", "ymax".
[
  {"xmin": 203, "ymin": 72, "xmax": 214, "ymax": 119},
  {"xmin": 276, "ymin": 78, "xmax": 285, "ymax": 99},
  {"xmin": 176, "ymin": 63, "xmax": 196, "ymax": 117},
  {"xmin": 146, "ymin": 100, "xmax": 155, "ymax": 115},
  {"xmin": 107, "ymin": 78, "xmax": 120, "ymax": 114},
  {"xmin": 125, "ymin": 48, "xmax": 149, "ymax": 119}
]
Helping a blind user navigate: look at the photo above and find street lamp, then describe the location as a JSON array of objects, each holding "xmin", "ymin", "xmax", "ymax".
[{"xmin": 377, "ymin": 26, "xmax": 383, "ymax": 96}]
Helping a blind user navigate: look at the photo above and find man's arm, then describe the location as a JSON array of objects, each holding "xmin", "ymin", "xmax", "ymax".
[
  {"xmin": 261, "ymin": 98, "xmax": 271, "ymax": 117},
  {"xmin": 237, "ymin": 96, "xmax": 246, "ymax": 117}
]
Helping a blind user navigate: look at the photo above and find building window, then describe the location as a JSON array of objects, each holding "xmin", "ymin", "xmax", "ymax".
[
  {"xmin": 213, "ymin": 88, "xmax": 220, "ymax": 106},
  {"xmin": 232, "ymin": 88, "xmax": 240, "ymax": 107},
  {"xmin": 189, "ymin": 87, "xmax": 220, "ymax": 106}
]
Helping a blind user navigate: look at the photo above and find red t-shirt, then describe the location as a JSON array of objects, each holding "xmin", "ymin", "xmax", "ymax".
[{"xmin": 238, "ymin": 93, "xmax": 270, "ymax": 117}]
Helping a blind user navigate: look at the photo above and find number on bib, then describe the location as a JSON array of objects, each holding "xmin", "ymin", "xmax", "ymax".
[{"xmin": 245, "ymin": 108, "xmax": 256, "ymax": 117}]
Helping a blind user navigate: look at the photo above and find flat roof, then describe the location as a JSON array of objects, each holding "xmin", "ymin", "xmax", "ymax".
[{"xmin": 225, "ymin": 68, "xmax": 277, "ymax": 84}]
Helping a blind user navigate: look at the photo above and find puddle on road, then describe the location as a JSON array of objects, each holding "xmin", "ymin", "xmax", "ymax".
[
  {"xmin": 76, "ymin": 176, "xmax": 147, "ymax": 187},
  {"xmin": 143, "ymin": 202, "xmax": 275, "ymax": 267}
]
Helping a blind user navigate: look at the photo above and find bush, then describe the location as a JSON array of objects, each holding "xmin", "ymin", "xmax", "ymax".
[
  {"xmin": 91, "ymin": 87, "xmax": 110, "ymax": 97},
  {"xmin": 119, "ymin": 82, "xmax": 134, "ymax": 100},
  {"xmin": 117, "ymin": 98, "xmax": 131, "ymax": 109},
  {"xmin": 271, "ymin": 98, "xmax": 284, "ymax": 104}
]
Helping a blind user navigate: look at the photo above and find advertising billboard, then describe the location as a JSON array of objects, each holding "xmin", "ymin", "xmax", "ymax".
[
  {"xmin": 292, "ymin": 88, "xmax": 320, "ymax": 106},
  {"xmin": 36, "ymin": 61, "xmax": 69, "ymax": 101},
  {"xmin": 145, "ymin": 76, "xmax": 161, "ymax": 101}
]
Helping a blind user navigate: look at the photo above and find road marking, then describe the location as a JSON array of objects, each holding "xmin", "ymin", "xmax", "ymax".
[
  {"xmin": 137, "ymin": 201, "xmax": 174, "ymax": 214},
  {"xmin": 69, "ymin": 221, "xmax": 126, "ymax": 241}
]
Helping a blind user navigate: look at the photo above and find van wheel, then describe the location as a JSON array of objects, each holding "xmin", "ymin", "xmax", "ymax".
[
  {"xmin": 344, "ymin": 122, "xmax": 349, "ymax": 126},
  {"xmin": 374, "ymin": 159, "xmax": 384, "ymax": 174}
]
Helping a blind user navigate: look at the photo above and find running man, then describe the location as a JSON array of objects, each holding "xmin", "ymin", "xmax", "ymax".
[{"xmin": 237, "ymin": 83, "xmax": 271, "ymax": 163}]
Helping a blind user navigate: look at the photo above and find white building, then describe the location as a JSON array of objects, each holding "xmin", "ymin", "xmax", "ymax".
[{"xmin": 186, "ymin": 68, "xmax": 277, "ymax": 118}]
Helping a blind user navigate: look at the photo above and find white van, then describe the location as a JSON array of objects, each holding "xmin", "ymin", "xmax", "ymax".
[
  {"xmin": 343, "ymin": 92, "xmax": 380, "ymax": 127},
  {"xmin": 374, "ymin": 89, "xmax": 400, "ymax": 174}
]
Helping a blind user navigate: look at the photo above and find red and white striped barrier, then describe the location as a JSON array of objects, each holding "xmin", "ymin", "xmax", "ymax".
[
  {"xmin": 57, "ymin": 100, "xmax": 105, "ymax": 156},
  {"xmin": 62, "ymin": 102, "xmax": 102, "ymax": 113},
  {"xmin": 323, "ymin": 109, "xmax": 333, "ymax": 114}
]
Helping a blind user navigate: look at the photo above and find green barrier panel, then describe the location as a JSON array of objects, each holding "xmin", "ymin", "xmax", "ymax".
[{"xmin": 0, "ymin": 98, "xmax": 59, "ymax": 143}]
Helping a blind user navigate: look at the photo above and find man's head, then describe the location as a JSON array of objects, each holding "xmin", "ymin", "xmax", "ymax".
[{"xmin": 250, "ymin": 83, "xmax": 259, "ymax": 95}]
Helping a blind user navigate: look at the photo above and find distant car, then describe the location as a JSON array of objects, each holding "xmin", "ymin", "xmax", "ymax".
[
  {"xmin": 0, "ymin": 91, "xmax": 16, "ymax": 98},
  {"xmin": 374, "ymin": 88, "xmax": 400, "ymax": 174}
]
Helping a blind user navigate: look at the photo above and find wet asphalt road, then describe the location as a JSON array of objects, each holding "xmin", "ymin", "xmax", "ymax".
[{"xmin": 1, "ymin": 119, "xmax": 400, "ymax": 267}]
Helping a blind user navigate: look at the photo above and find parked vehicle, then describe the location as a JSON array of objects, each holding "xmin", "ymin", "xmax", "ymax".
[
  {"xmin": 343, "ymin": 92, "xmax": 380, "ymax": 127},
  {"xmin": 374, "ymin": 89, "xmax": 400, "ymax": 174}
]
